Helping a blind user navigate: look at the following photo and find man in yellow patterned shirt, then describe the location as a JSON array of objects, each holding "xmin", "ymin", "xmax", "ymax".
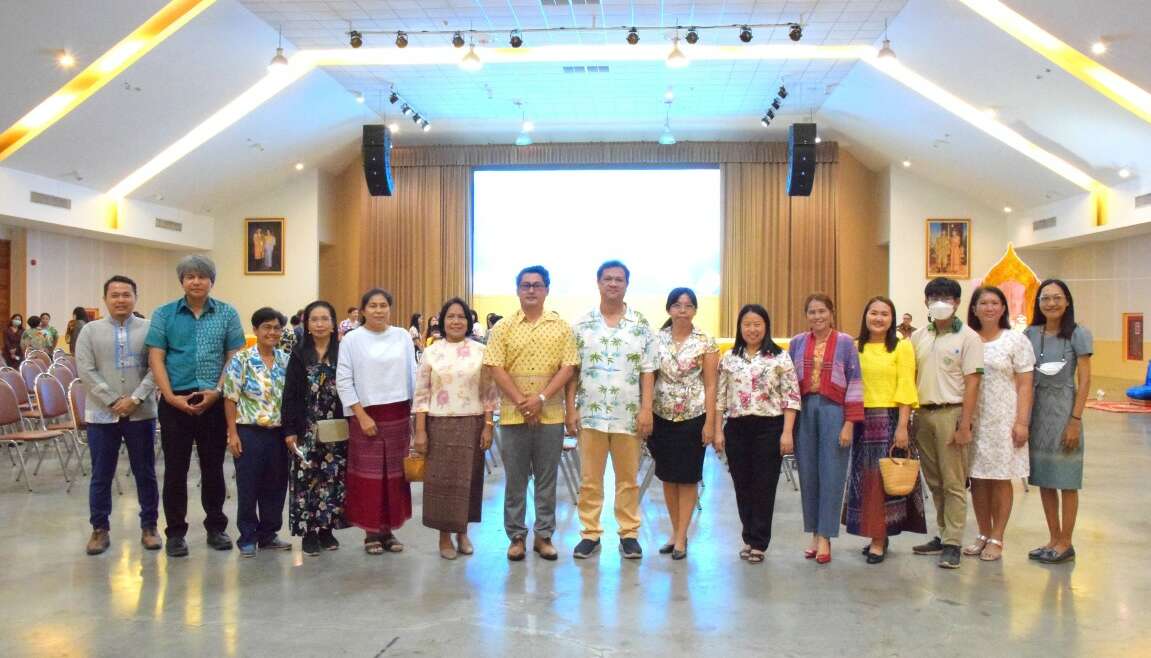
[{"xmin": 484, "ymin": 265, "xmax": 578, "ymax": 562}]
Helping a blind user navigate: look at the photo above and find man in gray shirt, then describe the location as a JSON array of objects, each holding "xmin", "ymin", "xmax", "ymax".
[{"xmin": 76, "ymin": 275, "xmax": 159, "ymax": 555}]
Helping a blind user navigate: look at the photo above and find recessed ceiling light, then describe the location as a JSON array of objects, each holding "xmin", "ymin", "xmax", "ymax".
[
  {"xmin": 294, "ymin": 162, "xmax": 304, "ymax": 171},
  {"xmin": 902, "ymin": 159, "xmax": 912, "ymax": 167},
  {"xmin": 388, "ymin": 122, "xmax": 399, "ymax": 133},
  {"xmin": 55, "ymin": 50, "xmax": 76, "ymax": 69},
  {"xmin": 983, "ymin": 107, "xmax": 998, "ymax": 119},
  {"xmin": 814, "ymin": 136, "xmax": 822, "ymax": 144},
  {"xmin": 1091, "ymin": 40, "xmax": 1107, "ymax": 55},
  {"xmin": 1118, "ymin": 168, "xmax": 1131, "ymax": 179},
  {"xmin": 1003, "ymin": 206, "xmax": 1013, "ymax": 213}
]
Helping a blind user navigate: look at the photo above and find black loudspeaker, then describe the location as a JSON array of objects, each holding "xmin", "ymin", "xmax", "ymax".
[
  {"xmin": 787, "ymin": 123, "xmax": 817, "ymax": 197},
  {"xmin": 362, "ymin": 125, "xmax": 394, "ymax": 197}
]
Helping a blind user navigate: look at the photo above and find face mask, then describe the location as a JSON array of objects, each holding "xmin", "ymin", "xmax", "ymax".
[
  {"xmin": 11, "ymin": 320, "xmax": 20, "ymax": 327},
  {"xmin": 928, "ymin": 301, "xmax": 955, "ymax": 321},
  {"xmin": 1036, "ymin": 361, "xmax": 1066, "ymax": 377}
]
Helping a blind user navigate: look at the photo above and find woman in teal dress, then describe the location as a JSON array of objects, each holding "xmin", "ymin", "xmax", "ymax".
[{"xmin": 1024, "ymin": 279, "xmax": 1091, "ymax": 565}]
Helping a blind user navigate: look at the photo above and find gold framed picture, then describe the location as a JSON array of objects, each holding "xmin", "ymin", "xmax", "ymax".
[
  {"xmin": 245, "ymin": 217, "xmax": 284, "ymax": 275},
  {"xmin": 926, "ymin": 219, "xmax": 971, "ymax": 279}
]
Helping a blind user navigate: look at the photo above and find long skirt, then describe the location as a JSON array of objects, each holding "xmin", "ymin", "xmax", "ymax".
[
  {"xmin": 422, "ymin": 415, "xmax": 485, "ymax": 533},
  {"xmin": 842, "ymin": 407, "xmax": 927, "ymax": 539},
  {"xmin": 288, "ymin": 428, "xmax": 348, "ymax": 536},
  {"xmin": 346, "ymin": 401, "xmax": 412, "ymax": 533}
]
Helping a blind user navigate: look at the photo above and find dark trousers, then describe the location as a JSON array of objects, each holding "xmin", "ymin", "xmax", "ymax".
[
  {"xmin": 725, "ymin": 415, "xmax": 784, "ymax": 551},
  {"xmin": 159, "ymin": 395, "xmax": 228, "ymax": 539},
  {"xmin": 235, "ymin": 425, "xmax": 289, "ymax": 547},
  {"xmin": 88, "ymin": 419, "xmax": 159, "ymax": 530}
]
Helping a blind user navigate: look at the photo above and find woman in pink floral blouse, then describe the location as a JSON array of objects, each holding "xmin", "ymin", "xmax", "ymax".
[
  {"xmin": 715, "ymin": 304, "xmax": 801, "ymax": 564},
  {"xmin": 412, "ymin": 298, "xmax": 499, "ymax": 560},
  {"xmin": 649, "ymin": 288, "xmax": 719, "ymax": 560}
]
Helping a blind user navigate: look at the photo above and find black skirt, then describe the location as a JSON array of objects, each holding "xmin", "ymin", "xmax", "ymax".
[{"xmin": 648, "ymin": 414, "xmax": 707, "ymax": 484}]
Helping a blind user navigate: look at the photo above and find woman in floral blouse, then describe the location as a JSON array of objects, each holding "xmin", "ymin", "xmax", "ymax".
[
  {"xmin": 282, "ymin": 300, "xmax": 347, "ymax": 557},
  {"xmin": 649, "ymin": 288, "xmax": 718, "ymax": 560},
  {"xmin": 412, "ymin": 298, "xmax": 499, "ymax": 560},
  {"xmin": 223, "ymin": 307, "xmax": 292, "ymax": 557},
  {"xmin": 716, "ymin": 304, "xmax": 801, "ymax": 564}
]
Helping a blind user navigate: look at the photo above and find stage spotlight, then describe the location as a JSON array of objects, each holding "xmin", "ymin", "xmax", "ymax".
[
  {"xmin": 396, "ymin": 31, "xmax": 408, "ymax": 48},
  {"xmin": 761, "ymin": 116, "xmax": 770, "ymax": 128},
  {"xmin": 349, "ymin": 30, "xmax": 363, "ymax": 48},
  {"xmin": 771, "ymin": 98, "xmax": 781, "ymax": 110},
  {"xmin": 788, "ymin": 23, "xmax": 803, "ymax": 42},
  {"xmin": 389, "ymin": 92, "xmax": 400, "ymax": 104},
  {"xmin": 778, "ymin": 85, "xmax": 788, "ymax": 99},
  {"xmin": 685, "ymin": 28, "xmax": 699, "ymax": 45},
  {"xmin": 401, "ymin": 104, "xmax": 413, "ymax": 116},
  {"xmin": 739, "ymin": 26, "xmax": 753, "ymax": 43},
  {"xmin": 626, "ymin": 28, "xmax": 639, "ymax": 45},
  {"xmin": 421, "ymin": 121, "xmax": 431, "ymax": 132},
  {"xmin": 451, "ymin": 31, "xmax": 465, "ymax": 48},
  {"xmin": 510, "ymin": 30, "xmax": 523, "ymax": 48},
  {"xmin": 767, "ymin": 109, "xmax": 775, "ymax": 120},
  {"xmin": 354, "ymin": 91, "xmax": 365, "ymax": 103},
  {"xmin": 411, "ymin": 113, "xmax": 422, "ymax": 124}
]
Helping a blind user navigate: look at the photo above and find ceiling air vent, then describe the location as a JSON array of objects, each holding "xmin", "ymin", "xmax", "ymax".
[
  {"xmin": 562, "ymin": 65, "xmax": 609, "ymax": 74},
  {"xmin": 1032, "ymin": 216, "xmax": 1057, "ymax": 231},
  {"xmin": 542, "ymin": 0, "xmax": 600, "ymax": 6},
  {"xmin": 29, "ymin": 191, "xmax": 71, "ymax": 210},
  {"xmin": 1135, "ymin": 192, "xmax": 1151, "ymax": 208},
  {"xmin": 155, "ymin": 218, "xmax": 183, "ymax": 232}
]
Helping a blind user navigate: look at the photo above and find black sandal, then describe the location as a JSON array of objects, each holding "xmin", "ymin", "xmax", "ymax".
[{"xmin": 381, "ymin": 534, "xmax": 404, "ymax": 553}]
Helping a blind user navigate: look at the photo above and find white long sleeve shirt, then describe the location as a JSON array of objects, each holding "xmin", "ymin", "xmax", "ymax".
[{"xmin": 336, "ymin": 325, "xmax": 416, "ymax": 415}]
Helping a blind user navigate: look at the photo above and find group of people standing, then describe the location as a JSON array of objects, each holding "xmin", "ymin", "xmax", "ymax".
[{"xmin": 76, "ymin": 254, "xmax": 1091, "ymax": 571}]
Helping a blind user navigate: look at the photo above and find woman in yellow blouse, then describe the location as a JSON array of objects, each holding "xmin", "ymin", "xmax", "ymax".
[{"xmin": 843, "ymin": 297, "xmax": 926, "ymax": 564}]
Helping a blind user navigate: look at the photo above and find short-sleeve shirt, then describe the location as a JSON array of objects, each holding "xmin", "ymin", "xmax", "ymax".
[
  {"xmin": 910, "ymin": 318, "xmax": 985, "ymax": 405},
  {"xmin": 146, "ymin": 297, "xmax": 246, "ymax": 392},
  {"xmin": 222, "ymin": 346, "xmax": 290, "ymax": 427},
  {"xmin": 653, "ymin": 326, "xmax": 718, "ymax": 422},
  {"xmin": 483, "ymin": 309, "xmax": 578, "ymax": 425},
  {"xmin": 572, "ymin": 305, "xmax": 657, "ymax": 434}
]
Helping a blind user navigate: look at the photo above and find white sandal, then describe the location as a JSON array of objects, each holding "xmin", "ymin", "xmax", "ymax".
[
  {"xmin": 962, "ymin": 534, "xmax": 989, "ymax": 556},
  {"xmin": 980, "ymin": 538, "xmax": 1004, "ymax": 561}
]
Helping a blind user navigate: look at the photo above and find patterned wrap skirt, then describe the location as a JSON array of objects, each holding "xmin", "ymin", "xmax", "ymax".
[
  {"xmin": 842, "ymin": 407, "xmax": 927, "ymax": 538},
  {"xmin": 288, "ymin": 423, "xmax": 348, "ymax": 536},
  {"xmin": 346, "ymin": 401, "xmax": 412, "ymax": 533},
  {"xmin": 422, "ymin": 415, "xmax": 485, "ymax": 533}
]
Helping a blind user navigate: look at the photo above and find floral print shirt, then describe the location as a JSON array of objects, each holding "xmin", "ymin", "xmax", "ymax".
[
  {"xmin": 572, "ymin": 305, "xmax": 657, "ymax": 434},
  {"xmin": 223, "ymin": 346, "xmax": 290, "ymax": 427},
  {"xmin": 717, "ymin": 350, "xmax": 802, "ymax": 418},
  {"xmin": 413, "ymin": 338, "xmax": 500, "ymax": 417},
  {"xmin": 653, "ymin": 326, "xmax": 718, "ymax": 422}
]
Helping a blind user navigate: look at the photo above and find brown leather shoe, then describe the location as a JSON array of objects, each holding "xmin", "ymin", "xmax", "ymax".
[
  {"xmin": 141, "ymin": 527, "xmax": 163, "ymax": 551},
  {"xmin": 86, "ymin": 529, "xmax": 110, "ymax": 555},
  {"xmin": 533, "ymin": 536, "xmax": 558, "ymax": 561},
  {"xmin": 507, "ymin": 536, "xmax": 526, "ymax": 561}
]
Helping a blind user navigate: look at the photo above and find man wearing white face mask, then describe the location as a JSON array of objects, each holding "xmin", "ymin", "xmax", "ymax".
[{"xmin": 909, "ymin": 278, "xmax": 984, "ymax": 569}]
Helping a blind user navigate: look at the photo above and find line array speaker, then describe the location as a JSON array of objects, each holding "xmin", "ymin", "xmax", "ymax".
[
  {"xmin": 362, "ymin": 125, "xmax": 394, "ymax": 197},
  {"xmin": 787, "ymin": 123, "xmax": 817, "ymax": 197}
]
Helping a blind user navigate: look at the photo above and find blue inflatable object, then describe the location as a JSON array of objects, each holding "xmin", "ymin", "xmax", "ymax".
[{"xmin": 1127, "ymin": 360, "xmax": 1151, "ymax": 401}]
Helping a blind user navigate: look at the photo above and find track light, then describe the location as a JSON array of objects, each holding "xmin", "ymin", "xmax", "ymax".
[
  {"xmin": 460, "ymin": 44, "xmax": 482, "ymax": 71},
  {"xmin": 767, "ymin": 109, "xmax": 775, "ymax": 120},
  {"xmin": 451, "ymin": 31, "xmax": 465, "ymax": 48},
  {"xmin": 778, "ymin": 85, "xmax": 788, "ymax": 99},
  {"xmin": 421, "ymin": 121, "xmax": 431, "ymax": 132},
  {"xmin": 626, "ymin": 28, "xmax": 639, "ymax": 45},
  {"xmin": 788, "ymin": 23, "xmax": 803, "ymax": 42},
  {"xmin": 411, "ymin": 113, "xmax": 421, "ymax": 124},
  {"xmin": 354, "ymin": 91, "xmax": 365, "ymax": 104},
  {"xmin": 401, "ymin": 104, "xmax": 413, "ymax": 116},
  {"xmin": 739, "ymin": 26, "xmax": 753, "ymax": 43},
  {"xmin": 510, "ymin": 30, "xmax": 523, "ymax": 48},
  {"xmin": 388, "ymin": 92, "xmax": 399, "ymax": 104},
  {"xmin": 771, "ymin": 98, "xmax": 781, "ymax": 110},
  {"xmin": 349, "ymin": 30, "xmax": 362, "ymax": 49},
  {"xmin": 666, "ymin": 36, "xmax": 688, "ymax": 68},
  {"xmin": 395, "ymin": 31, "xmax": 408, "ymax": 48},
  {"xmin": 685, "ymin": 28, "xmax": 699, "ymax": 45},
  {"xmin": 761, "ymin": 116, "xmax": 770, "ymax": 128}
]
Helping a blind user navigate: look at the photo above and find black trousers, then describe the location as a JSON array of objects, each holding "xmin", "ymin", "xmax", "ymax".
[
  {"xmin": 159, "ymin": 394, "xmax": 229, "ymax": 539},
  {"xmin": 725, "ymin": 415, "xmax": 784, "ymax": 551}
]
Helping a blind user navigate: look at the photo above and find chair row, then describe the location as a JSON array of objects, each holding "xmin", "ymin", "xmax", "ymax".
[{"xmin": 0, "ymin": 367, "xmax": 86, "ymax": 492}]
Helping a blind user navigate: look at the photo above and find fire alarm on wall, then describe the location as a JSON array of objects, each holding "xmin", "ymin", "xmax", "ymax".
[{"xmin": 30, "ymin": 259, "xmax": 37, "ymax": 266}]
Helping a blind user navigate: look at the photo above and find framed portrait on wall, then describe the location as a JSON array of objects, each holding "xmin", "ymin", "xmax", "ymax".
[
  {"xmin": 1123, "ymin": 313, "xmax": 1144, "ymax": 361},
  {"xmin": 245, "ymin": 218, "xmax": 284, "ymax": 275},
  {"xmin": 926, "ymin": 219, "xmax": 971, "ymax": 279}
]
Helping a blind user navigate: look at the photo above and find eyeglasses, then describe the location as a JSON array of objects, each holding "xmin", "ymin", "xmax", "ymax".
[
  {"xmin": 1039, "ymin": 295, "xmax": 1066, "ymax": 304},
  {"xmin": 518, "ymin": 282, "xmax": 547, "ymax": 291},
  {"xmin": 670, "ymin": 303, "xmax": 696, "ymax": 311}
]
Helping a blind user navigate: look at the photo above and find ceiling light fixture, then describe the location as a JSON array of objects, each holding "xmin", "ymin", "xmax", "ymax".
[
  {"xmin": 451, "ymin": 31, "xmax": 465, "ymax": 48},
  {"xmin": 1003, "ymin": 206, "xmax": 1012, "ymax": 213},
  {"xmin": 739, "ymin": 26, "xmax": 753, "ymax": 43},
  {"xmin": 401, "ymin": 104, "xmax": 412, "ymax": 116},
  {"xmin": 766, "ymin": 108, "xmax": 775, "ymax": 120},
  {"xmin": 814, "ymin": 136, "xmax": 822, "ymax": 143},
  {"xmin": 666, "ymin": 35, "xmax": 689, "ymax": 68},
  {"xmin": 626, "ymin": 27, "xmax": 639, "ymax": 45},
  {"xmin": 761, "ymin": 116, "xmax": 770, "ymax": 128},
  {"xmin": 1090, "ymin": 40, "xmax": 1107, "ymax": 55},
  {"xmin": 659, "ymin": 100, "xmax": 676, "ymax": 145},
  {"xmin": 389, "ymin": 92, "xmax": 399, "ymax": 104},
  {"xmin": 685, "ymin": 28, "xmax": 699, "ymax": 45},
  {"xmin": 388, "ymin": 122, "xmax": 399, "ymax": 133},
  {"xmin": 510, "ymin": 30, "xmax": 523, "ymax": 48},
  {"xmin": 354, "ymin": 91, "xmax": 364, "ymax": 103},
  {"xmin": 268, "ymin": 26, "xmax": 289, "ymax": 72},
  {"xmin": 788, "ymin": 23, "xmax": 803, "ymax": 42},
  {"xmin": 1118, "ymin": 168, "xmax": 1131, "ymax": 179},
  {"xmin": 771, "ymin": 98, "xmax": 781, "ymax": 110},
  {"xmin": 395, "ymin": 31, "xmax": 408, "ymax": 48},
  {"xmin": 295, "ymin": 162, "xmax": 304, "ymax": 171},
  {"xmin": 664, "ymin": 87, "xmax": 675, "ymax": 101},
  {"xmin": 459, "ymin": 44, "xmax": 482, "ymax": 71},
  {"xmin": 877, "ymin": 19, "xmax": 896, "ymax": 59},
  {"xmin": 420, "ymin": 119, "xmax": 431, "ymax": 131},
  {"xmin": 411, "ymin": 112, "xmax": 422, "ymax": 124},
  {"xmin": 349, "ymin": 30, "xmax": 363, "ymax": 49},
  {"xmin": 902, "ymin": 160, "xmax": 912, "ymax": 167},
  {"xmin": 55, "ymin": 50, "xmax": 76, "ymax": 69},
  {"xmin": 515, "ymin": 131, "xmax": 533, "ymax": 147},
  {"xmin": 778, "ymin": 85, "xmax": 788, "ymax": 99}
]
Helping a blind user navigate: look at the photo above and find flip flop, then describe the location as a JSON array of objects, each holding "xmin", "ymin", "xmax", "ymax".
[
  {"xmin": 980, "ymin": 538, "xmax": 1004, "ymax": 562},
  {"xmin": 364, "ymin": 540, "xmax": 384, "ymax": 555},
  {"xmin": 747, "ymin": 549, "xmax": 765, "ymax": 564},
  {"xmin": 381, "ymin": 534, "xmax": 404, "ymax": 553}
]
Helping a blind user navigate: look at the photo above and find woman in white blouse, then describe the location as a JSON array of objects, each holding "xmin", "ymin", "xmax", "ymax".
[
  {"xmin": 336, "ymin": 288, "xmax": 416, "ymax": 555},
  {"xmin": 715, "ymin": 304, "xmax": 801, "ymax": 564},
  {"xmin": 412, "ymin": 298, "xmax": 499, "ymax": 560}
]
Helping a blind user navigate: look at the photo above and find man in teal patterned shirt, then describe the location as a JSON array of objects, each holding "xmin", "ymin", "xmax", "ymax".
[{"xmin": 566, "ymin": 260, "xmax": 656, "ymax": 560}]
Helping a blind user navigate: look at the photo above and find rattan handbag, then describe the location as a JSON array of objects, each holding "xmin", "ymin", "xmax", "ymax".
[
  {"xmin": 403, "ymin": 451, "xmax": 426, "ymax": 482},
  {"xmin": 878, "ymin": 444, "xmax": 920, "ymax": 496}
]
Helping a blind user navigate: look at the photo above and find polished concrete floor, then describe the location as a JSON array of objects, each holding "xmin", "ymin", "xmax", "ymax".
[{"xmin": 2, "ymin": 398, "xmax": 1149, "ymax": 657}]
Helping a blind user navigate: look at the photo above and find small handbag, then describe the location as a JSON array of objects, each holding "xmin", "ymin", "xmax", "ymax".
[
  {"xmin": 315, "ymin": 419, "xmax": 349, "ymax": 443},
  {"xmin": 878, "ymin": 444, "xmax": 920, "ymax": 496},
  {"xmin": 403, "ymin": 451, "xmax": 426, "ymax": 482}
]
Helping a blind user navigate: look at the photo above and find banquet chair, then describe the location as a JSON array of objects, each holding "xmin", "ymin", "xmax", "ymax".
[{"xmin": 0, "ymin": 379, "xmax": 68, "ymax": 491}]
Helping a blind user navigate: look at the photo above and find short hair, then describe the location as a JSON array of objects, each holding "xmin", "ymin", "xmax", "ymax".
[
  {"xmin": 437, "ymin": 297, "xmax": 476, "ymax": 339},
  {"xmin": 290, "ymin": 314, "xmax": 302, "ymax": 326},
  {"xmin": 1030, "ymin": 279, "xmax": 1078, "ymax": 339},
  {"xmin": 732, "ymin": 304, "xmax": 782, "ymax": 357},
  {"xmin": 176, "ymin": 254, "xmax": 217, "ymax": 284},
  {"xmin": 103, "ymin": 275, "xmax": 138, "ymax": 296},
  {"xmin": 967, "ymin": 286, "xmax": 1012, "ymax": 331},
  {"xmin": 597, "ymin": 259, "xmax": 630, "ymax": 282},
  {"xmin": 803, "ymin": 292, "xmax": 835, "ymax": 315},
  {"xmin": 515, "ymin": 265, "xmax": 550, "ymax": 288},
  {"xmin": 72, "ymin": 306, "xmax": 89, "ymax": 322},
  {"xmin": 27, "ymin": 316, "xmax": 41, "ymax": 329},
  {"xmin": 347, "ymin": 306, "xmax": 359, "ymax": 314},
  {"xmin": 251, "ymin": 307, "xmax": 286, "ymax": 328},
  {"xmin": 360, "ymin": 288, "xmax": 394, "ymax": 310},
  {"xmin": 924, "ymin": 277, "xmax": 962, "ymax": 300},
  {"xmin": 39, "ymin": 312, "xmax": 50, "ymax": 319}
]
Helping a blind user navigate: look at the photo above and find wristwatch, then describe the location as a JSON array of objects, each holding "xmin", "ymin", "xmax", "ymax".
[
  {"xmin": 538, "ymin": 393, "xmax": 547, "ymax": 403},
  {"xmin": 129, "ymin": 395, "xmax": 141, "ymax": 405}
]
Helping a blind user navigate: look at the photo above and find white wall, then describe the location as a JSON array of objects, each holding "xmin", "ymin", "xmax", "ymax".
[
  {"xmin": 886, "ymin": 167, "xmax": 1008, "ymax": 323},
  {"xmin": 1008, "ymin": 178, "xmax": 1151, "ymax": 248},
  {"xmin": 210, "ymin": 171, "xmax": 321, "ymax": 324}
]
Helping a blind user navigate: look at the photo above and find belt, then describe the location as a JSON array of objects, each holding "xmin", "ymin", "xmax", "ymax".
[{"xmin": 918, "ymin": 403, "xmax": 960, "ymax": 410}]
